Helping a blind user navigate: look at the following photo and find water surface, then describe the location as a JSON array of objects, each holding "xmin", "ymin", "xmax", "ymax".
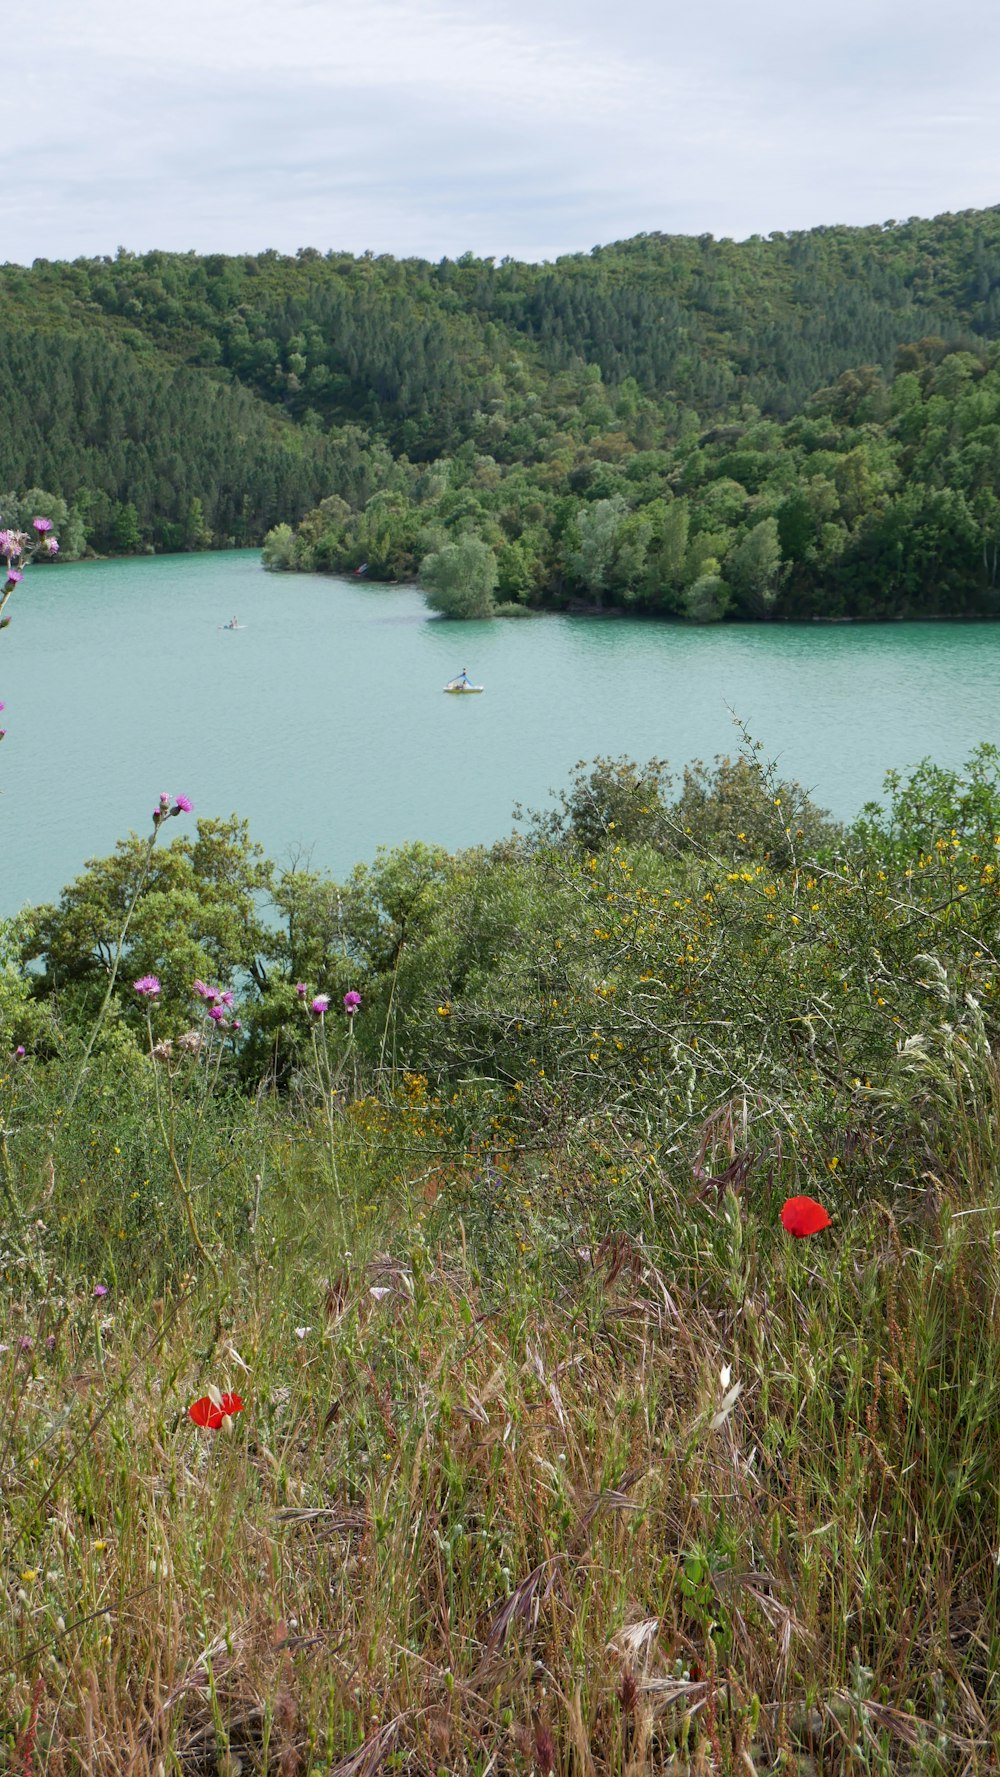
[{"xmin": 3, "ymin": 550, "xmax": 999, "ymax": 913}]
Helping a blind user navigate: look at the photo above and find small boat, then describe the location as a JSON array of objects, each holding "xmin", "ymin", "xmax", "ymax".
[{"xmin": 443, "ymin": 672, "xmax": 484, "ymax": 695}]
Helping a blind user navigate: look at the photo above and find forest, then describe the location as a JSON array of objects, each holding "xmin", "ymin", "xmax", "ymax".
[{"xmin": 6, "ymin": 207, "xmax": 1000, "ymax": 610}]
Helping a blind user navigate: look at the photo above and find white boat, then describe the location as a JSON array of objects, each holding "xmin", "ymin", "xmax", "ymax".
[{"xmin": 443, "ymin": 672, "xmax": 484, "ymax": 695}]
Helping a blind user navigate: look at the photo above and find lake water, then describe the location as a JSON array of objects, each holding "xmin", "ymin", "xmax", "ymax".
[{"xmin": 2, "ymin": 549, "xmax": 999, "ymax": 915}]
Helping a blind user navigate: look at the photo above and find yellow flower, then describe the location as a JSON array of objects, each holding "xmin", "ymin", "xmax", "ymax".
[{"xmin": 20, "ymin": 1569, "xmax": 38, "ymax": 1583}]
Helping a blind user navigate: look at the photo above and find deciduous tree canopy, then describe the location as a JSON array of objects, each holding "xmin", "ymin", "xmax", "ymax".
[{"xmin": 6, "ymin": 211, "xmax": 1000, "ymax": 610}]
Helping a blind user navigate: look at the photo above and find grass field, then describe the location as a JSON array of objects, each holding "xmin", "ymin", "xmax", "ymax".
[{"xmin": 5, "ymin": 755, "xmax": 1000, "ymax": 1772}]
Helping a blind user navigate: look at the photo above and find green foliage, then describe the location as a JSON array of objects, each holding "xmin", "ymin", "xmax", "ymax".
[
  {"xmin": 21, "ymin": 816, "xmax": 273, "ymax": 1031},
  {"xmin": 260, "ymin": 521, "xmax": 298, "ymax": 569},
  {"xmin": 565, "ymin": 495, "xmax": 629, "ymax": 602},
  {"xmin": 725, "ymin": 515, "xmax": 784, "ymax": 614},
  {"xmin": 7, "ymin": 749, "xmax": 1000, "ymax": 1755},
  {"xmin": 518, "ymin": 755, "xmax": 675, "ymax": 852},
  {"xmin": 18, "ymin": 752, "xmax": 1000, "ymax": 1128},
  {"xmin": 683, "ymin": 566, "xmax": 729, "ymax": 622},
  {"xmin": 0, "ymin": 916, "xmax": 55, "ymax": 1052},
  {"xmin": 6, "ymin": 212, "xmax": 1000, "ymax": 595},
  {"xmin": 419, "ymin": 532, "xmax": 498, "ymax": 619},
  {"xmin": 0, "ymin": 487, "xmax": 86, "ymax": 559},
  {"xmin": 670, "ymin": 754, "xmax": 841, "ymax": 864},
  {"xmin": 854, "ymin": 742, "xmax": 1000, "ymax": 867},
  {"xmin": 274, "ymin": 327, "xmax": 1000, "ymax": 620}
]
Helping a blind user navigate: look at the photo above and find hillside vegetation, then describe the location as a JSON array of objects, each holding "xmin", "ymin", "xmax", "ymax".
[
  {"xmin": 5, "ymin": 209, "xmax": 1000, "ymax": 610},
  {"xmin": 4, "ymin": 749, "xmax": 1000, "ymax": 1765}
]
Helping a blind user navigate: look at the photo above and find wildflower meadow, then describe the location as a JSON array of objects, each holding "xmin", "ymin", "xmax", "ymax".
[{"xmin": 5, "ymin": 703, "xmax": 1000, "ymax": 1766}]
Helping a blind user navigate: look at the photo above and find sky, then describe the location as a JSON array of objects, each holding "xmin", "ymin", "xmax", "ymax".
[{"xmin": 6, "ymin": 0, "xmax": 1000, "ymax": 265}]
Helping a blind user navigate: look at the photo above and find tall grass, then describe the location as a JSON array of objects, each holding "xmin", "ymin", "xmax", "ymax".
[
  {"xmin": 3, "ymin": 1044, "xmax": 1000, "ymax": 1772},
  {"xmin": 5, "ymin": 753, "xmax": 1000, "ymax": 1770}
]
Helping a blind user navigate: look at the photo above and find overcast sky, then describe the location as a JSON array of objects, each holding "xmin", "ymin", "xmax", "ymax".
[{"xmin": 6, "ymin": 0, "xmax": 999, "ymax": 264}]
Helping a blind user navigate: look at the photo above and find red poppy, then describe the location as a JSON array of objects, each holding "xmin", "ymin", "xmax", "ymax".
[
  {"xmin": 188, "ymin": 1391, "xmax": 244, "ymax": 1429},
  {"xmin": 780, "ymin": 1195, "xmax": 832, "ymax": 1238}
]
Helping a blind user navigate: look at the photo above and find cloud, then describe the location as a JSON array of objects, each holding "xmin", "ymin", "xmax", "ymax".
[{"xmin": 6, "ymin": 0, "xmax": 1000, "ymax": 263}]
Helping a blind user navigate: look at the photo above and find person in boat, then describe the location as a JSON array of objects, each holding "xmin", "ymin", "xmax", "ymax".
[{"xmin": 458, "ymin": 667, "xmax": 471, "ymax": 687}]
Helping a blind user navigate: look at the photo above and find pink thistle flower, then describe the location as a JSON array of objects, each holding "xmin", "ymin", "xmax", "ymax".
[
  {"xmin": 32, "ymin": 517, "xmax": 53, "ymax": 534},
  {"xmin": 310, "ymin": 994, "xmax": 330, "ymax": 1015},
  {"xmin": 159, "ymin": 792, "xmax": 171, "ymax": 806},
  {"xmin": 192, "ymin": 979, "xmax": 213, "ymax": 999},
  {"xmin": 134, "ymin": 974, "xmax": 161, "ymax": 997},
  {"xmin": 5, "ymin": 569, "xmax": 22, "ymax": 585},
  {"xmin": 295, "ymin": 982, "xmax": 308, "ymax": 997},
  {"xmin": 231, "ymin": 1019, "xmax": 242, "ymax": 1032},
  {"xmin": 93, "ymin": 1284, "xmax": 108, "ymax": 1298},
  {"xmin": 343, "ymin": 990, "xmax": 361, "ymax": 1015},
  {"xmin": 44, "ymin": 537, "xmax": 59, "ymax": 554},
  {"xmin": 15, "ymin": 1045, "xmax": 25, "ymax": 1058},
  {"xmin": 208, "ymin": 1005, "xmax": 226, "ymax": 1024},
  {"xmin": 0, "ymin": 530, "xmax": 22, "ymax": 556},
  {"xmin": 18, "ymin": 1336, "xmax": 33, "ymax": 1353},
  {"xmin": 173, "ymin": 794, "xmax": 193, "ymax": 813}
]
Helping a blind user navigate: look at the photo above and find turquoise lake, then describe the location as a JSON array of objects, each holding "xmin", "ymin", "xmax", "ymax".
[{"xmin": 3, "ymin": 548, "xmax": 999, "ymax": 915}]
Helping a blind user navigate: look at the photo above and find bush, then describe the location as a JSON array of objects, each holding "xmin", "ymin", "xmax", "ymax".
[
  {"xmin": 419, "ymin": 533, "xmax": 498, "ymax": 619},
  {"xmin": 261, "ymin": 522, "xmax": 299, "ymax": 570},
  {"xmin": 669, "ymin": 753, "xmax": 841, "ymax": 863}
]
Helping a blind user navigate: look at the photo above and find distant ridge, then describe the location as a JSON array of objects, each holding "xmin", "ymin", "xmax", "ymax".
[{"xmin": 4, "ymin": 207, "xmax": 1000, "ymax": 573}]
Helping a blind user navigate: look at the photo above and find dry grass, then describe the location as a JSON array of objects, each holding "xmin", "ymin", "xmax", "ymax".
[{"xmin": 4, "ymin": 1108, "xmax": 1000, "ymax": 1774}]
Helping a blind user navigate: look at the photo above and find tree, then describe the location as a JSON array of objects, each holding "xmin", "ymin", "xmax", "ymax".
[
  {"xmin": 22, "ymin": 817, "xmax": 274, "ymax": 1028},
  {"xmin": 726, "ymin": 517, "xmax": 783, "ymax": 615},
  {"xmin": 262, "ymin": 524, "xmax": 298, "ymax": 570},
  {"xmin": 655, "ymin": 497, "xmax": 689, "ymax": 589},
  {"xmin": 684, "ymin": 564, "xmax": 729, "ymax": 623},
  {"xmin": 184, "ymin": 496, "xmax": 213, "ymax": 550},
  {"xmin": 110, "ymin": 501, "xmax": 142, "ymax": 554},
  {"xmin": 565, "ymin": 496, "xmax": 628, "ymax": 603},
  {"xmin": 419, "ymin": 533, "xmax": 498, "ymax": 619}
]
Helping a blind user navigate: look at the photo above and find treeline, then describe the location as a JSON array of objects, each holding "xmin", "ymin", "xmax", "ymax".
[
  {"xmin": 266, "ymin": 338, "xmax": 1000, "ymax": 620},
  {"xmin": 5, "ymin": 207, "xmax": 1000, "ymax": 579},
  {"xmin": 12, "ymin": 210, "xmax": 1000, "ymax": 440},
  {"xmin": 0, "ymin": 332, "xmax": 340, "ymax": 554}
]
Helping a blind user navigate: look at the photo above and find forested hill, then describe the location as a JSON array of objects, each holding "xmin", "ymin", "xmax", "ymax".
[{"xmin": 6, "ymin": 206, "xmax": 1000, "ymax": 599}]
